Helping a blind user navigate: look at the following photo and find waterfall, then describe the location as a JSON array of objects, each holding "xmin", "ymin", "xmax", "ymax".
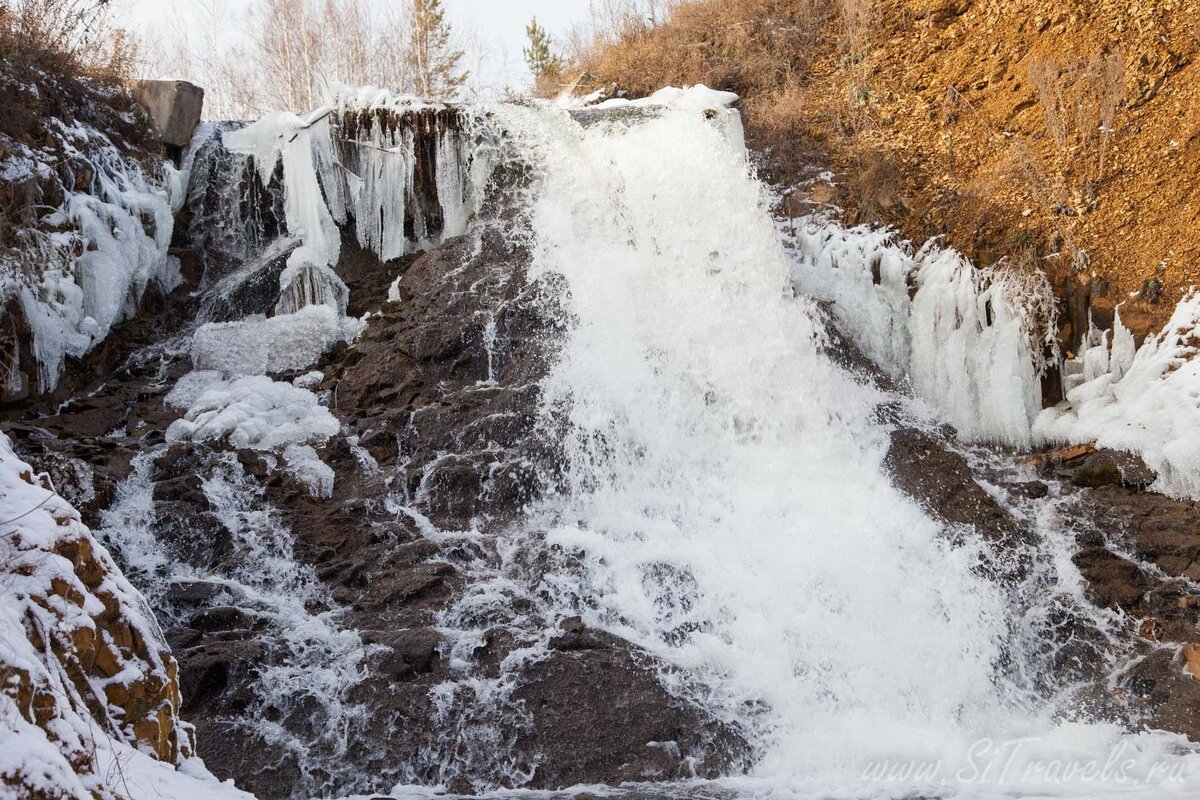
[
  {"xmin": 54, "ymin": 85, "xmax": 1198, "ymax": 799},
  {"xmin": 440, "ymin": 92, "xmax": 1200, "ymax": 796}
]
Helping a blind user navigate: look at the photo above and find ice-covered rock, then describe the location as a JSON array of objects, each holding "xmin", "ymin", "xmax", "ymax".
[
  {"xmin": 7, "ymin": 141, "xmax": 178, "ymax": 395},
  {"xmin": 1035, "ymin": 291, "xmax": 1200, "ymax": 499},
  {"xmin": 165, "ymin": 372, "xmax": 340, "ymax": 497},
  {"xmin": 190, "ymin": 304, "xmax": 362, "ymax": 376},
  {"xmin": 220, "ymin": 84, "xmax": 494, "ymax": 273}
]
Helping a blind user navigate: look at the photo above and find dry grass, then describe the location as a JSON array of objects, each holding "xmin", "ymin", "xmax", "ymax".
[
  {"xmin": 0, "ymin": 0, "xmax": 138, "ymax": 84},
  {"xmin": 573, "ymin": 0, "xmax": 837, "ymax": 122},
  {"xmin": 0, "ymin": 0, "xmax": 147, "ymax": 149}
]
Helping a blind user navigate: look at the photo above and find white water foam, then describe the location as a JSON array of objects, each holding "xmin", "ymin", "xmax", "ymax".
[{"xmin": 432, "ymin": 91, "xmax": 1200, "ymax": 798}]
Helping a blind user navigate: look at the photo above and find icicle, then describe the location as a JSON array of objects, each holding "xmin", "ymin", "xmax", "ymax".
[
  {"xmin": 1110, "ymin": 305, "xmax": 1137, "ymax": 380},
  {"xmin": 274, "ymin": 247, "xmax": 350, "ymax": 317},
  {"xmin": 437, "ymin": 125, "xmax": 469, "ymax": 239},
  {"xmin": 224, "ymin": 109, "xmax": 341, "ymax": 268},
  {"xmin": 1035, "ymin": 291, "xmax": 1200, "ymax": 499}
]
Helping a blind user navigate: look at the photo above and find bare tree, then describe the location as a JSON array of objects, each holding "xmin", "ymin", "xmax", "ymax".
[{"xmin": 139, "ymin": 0, "xmax": 478, "ymax": 117}]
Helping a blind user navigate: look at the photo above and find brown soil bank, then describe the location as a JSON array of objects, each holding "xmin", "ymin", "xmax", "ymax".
[{"xmin": 575, "ymin": 0, "xmax": 1199, "ymax": 339}]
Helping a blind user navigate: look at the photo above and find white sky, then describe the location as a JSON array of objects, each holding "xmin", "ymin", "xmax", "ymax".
[{"xmin": 118, "ymin": 0, "xmax": 595, "ymax": 92}]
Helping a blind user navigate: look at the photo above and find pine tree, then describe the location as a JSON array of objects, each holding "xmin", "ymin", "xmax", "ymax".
[
  {"xmin": 523, "ymin": 16, "xmax": 562, "ymax": 85},
  {"xmin": 405, "ymin": 0, "xmax": 467, "ymax": 101}
]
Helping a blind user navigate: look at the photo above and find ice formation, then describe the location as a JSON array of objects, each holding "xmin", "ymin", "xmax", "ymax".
[
  {"xmin": 788, "ymin": 217, "xmax": 1056, "ymax": 447},
  {"xmin": 1035, "ymin": 292, "xmax": 1200, "ymax": 498},
  {"xmin": 274, "ymin": 246, "xmax": 350, "ymax": 317},
  {"xmin": 5, "ymin": 125, "xmax": 179, "ymax": 394},
  {"xmin": 165, "ymin": 372, "xmax": 340, "ymax": 497},
  {"xmin": 223, "ymin": 83, "xmax": 493, "ymax": 271},
  {"xmin": 786, "ymin": 212, "xmax": 1200, "ymax": 497},
  {"xmin": 190, "ymin": 304, "xmax": 362, "ymax": 376}
]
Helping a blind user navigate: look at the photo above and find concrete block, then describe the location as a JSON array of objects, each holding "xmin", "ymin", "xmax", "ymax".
[{"xmin": 132, "ymin": 80, "xmax": 205, "ymax": 148}]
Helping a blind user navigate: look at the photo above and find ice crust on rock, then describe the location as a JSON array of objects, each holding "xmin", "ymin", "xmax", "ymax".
[
  {"xmin": 166, "ymin": 372, "xmax": 340, "ymax": 497},
  {"xmin": 222, "ymin": 83, "xmax": 492, "ymax": 269},
  {"xmin": 786, "ymin": 214, "xmax": 1200, "ymax": 499},
  {"xmin": 1036, "ymin": 292, "xmax": 1200, "ymax": 499},
  {"xmin": 190, "ymin": 304, "xmax": 362, "ymax": 376}
]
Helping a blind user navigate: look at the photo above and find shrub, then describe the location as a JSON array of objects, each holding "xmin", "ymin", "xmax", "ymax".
[
  {"xmin": 0, "ymin": 0, "xmax": 137, "ymax": 83},
  {"xmin": 1028, "ymin": 50, "xmax": 1125, "ymax": 208}
]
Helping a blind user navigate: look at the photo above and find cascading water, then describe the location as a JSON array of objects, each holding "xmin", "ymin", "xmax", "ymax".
[
  {"xmin": 418, "ymin": 93, "xmax": 1200, "ymax": 797},
  {"xmin": 97, "ymin": 450, "xmax": 374, "ymax": 796},
  {"xmin": 52, "ymin": 84, "xmax": 1198, "ymax": 800}
]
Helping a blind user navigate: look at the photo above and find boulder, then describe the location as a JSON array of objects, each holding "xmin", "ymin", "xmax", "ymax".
[
  {"xmin": 132, "ymin": 79, "xmax": 205, "ymax": 148},
  {"xmin": 1071, "ymin": 449, "xmax": 1158, "ymax": 489}
]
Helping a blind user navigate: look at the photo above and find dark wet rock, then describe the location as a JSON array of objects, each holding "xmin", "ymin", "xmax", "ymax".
[
  {"xmin": 166, "ymin": 579, "xmax": 244, "ymax": 610},
  {"xmin": 1078, "ymin": 487, "xmax": 1200, "ymax": 585},
  {"xmin": 189, "ymin": 720, "xmax": 300, "ymax": 800},
  {"xmin": 512, "ymin": 630, "xmax": 748, "ymax": 788},
  {"xmin": 884, "ymin": 427, "xmax": 1022, "ymax": 546},
  {"xmin": 165, "ymin": 626, "xmax": 204, "ymax": 650},
  {"xmin": 319, "ymin": 225, "xmax": 564, "ymax": 536},
  {"xmin": 550, "ymin": 616, "xmax": 609, "ymax": 652},
  {"xmin": 1072, "ymin": 545, "xmax": 1158, "ymax": 610},
  {"xmin": 176, "ymin": 638, "xmax": 267, "ymax": 715},
  {"xmin": 1009, "ymin": 480, "xmax": 1050, "ymax": 499},
  {"xmin": 1117, "ymin": 647, "xmax": 1200, "ymax": 741},
  {"xmin": 1061, "ymin": 481, "xmax": 1200, "ymax": 739},
  {"xmin": 361, "ymin": 628, "xmax": 442, "ymax": 678},
  {"xmin": 1071, "ymin": 450, "xmax": 1158, "ymax": 489},
  {"xmin": 189, "ymin": 605, "xmax": 258, "ymax": 634}
]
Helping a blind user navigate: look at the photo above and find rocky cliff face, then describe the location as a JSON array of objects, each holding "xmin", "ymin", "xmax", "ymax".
[{"xmin": 0, "ymin": 434, "xmax": 190, "ymax": 798}]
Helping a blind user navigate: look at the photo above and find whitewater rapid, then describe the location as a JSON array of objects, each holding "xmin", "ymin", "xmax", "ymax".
[
  {"xmin": 443, "ymin": 93, "xmax": 1200, "ymax": 798},
  {"xmin": 72, "ymin": 86, "xmax": 1200, "ymax": 799}
]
